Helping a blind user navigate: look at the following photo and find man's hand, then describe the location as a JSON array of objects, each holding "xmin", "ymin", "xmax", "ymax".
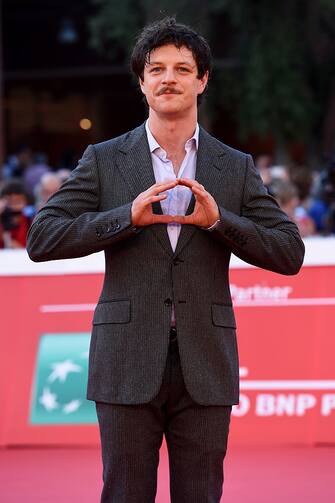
[
  {"xmin": 172, "ymin": 178, "xmax": 220, "ymax": 228},
  {"xmin": 131, "ymin": 180, "xmax": 179, "ymax": 226}
]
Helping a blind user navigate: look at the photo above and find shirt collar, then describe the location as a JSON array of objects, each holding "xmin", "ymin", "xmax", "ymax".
[{"xmin": 145, "ymin": 120, "xmax": 199, "ymax": 154}]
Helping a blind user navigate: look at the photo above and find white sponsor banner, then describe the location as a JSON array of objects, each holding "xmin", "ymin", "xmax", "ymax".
[
  {"xmin": 1, "ymin": 236, "xmax": 335, "ymax": 275},
  {"xmin": 233, "ymin": 368, "xmax": 335, "ymax": 418}
]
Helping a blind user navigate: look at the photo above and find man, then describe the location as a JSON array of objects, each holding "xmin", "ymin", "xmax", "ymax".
[{"xmin": 27, "ymin": 18, "xmax": 304, "ymax": 503}]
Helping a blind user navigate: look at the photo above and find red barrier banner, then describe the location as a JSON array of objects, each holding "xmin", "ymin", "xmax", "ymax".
[
  {"xmin": 230, "ymin": 265, "xmax": 335, "ymax": 445},
  {"xmin": 0, "ymin": 240, "xmax": 334, "ymax": 446}
]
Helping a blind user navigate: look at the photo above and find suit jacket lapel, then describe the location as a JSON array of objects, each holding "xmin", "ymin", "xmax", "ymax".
[
  {"xmin": 116, "ymin": 124, "xmax": 228, "ymax": 258},
  {"xmin": 174, "ymin": 127, "xmax": 227, "ymax": 257},
  {"xmin": 116, "ymin": 124, "xmax": 173, "ymax": 255}
]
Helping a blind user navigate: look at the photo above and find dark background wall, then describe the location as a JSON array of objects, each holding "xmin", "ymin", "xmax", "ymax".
[
  {"xmin": 2, "ymin": 0, "xmax": 334, "ymax": 168},
  {"xmin": 2, "ymin": 0, "xmax": 147, "ymax": 166}
]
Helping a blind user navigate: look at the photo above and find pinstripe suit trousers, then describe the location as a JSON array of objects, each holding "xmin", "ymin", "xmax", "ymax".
[{"xmin": 96, "ymin": 339, "xmax": 232, "ymax": 503}]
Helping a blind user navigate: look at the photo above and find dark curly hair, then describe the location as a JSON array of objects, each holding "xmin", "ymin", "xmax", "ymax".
[{"xmin": 131, "ymin": 17, "xmax": 212, "ymax": 104}]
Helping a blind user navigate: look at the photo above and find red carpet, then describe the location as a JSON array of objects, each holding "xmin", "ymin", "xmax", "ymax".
[{"xmin": 0, "ymin": 443, "xmax": 334, "ymax": 502}]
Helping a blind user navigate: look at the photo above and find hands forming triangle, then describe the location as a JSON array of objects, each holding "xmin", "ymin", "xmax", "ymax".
[{"xmin": 131, "ymin": 178, "xmax": 219, "ymax": 228}]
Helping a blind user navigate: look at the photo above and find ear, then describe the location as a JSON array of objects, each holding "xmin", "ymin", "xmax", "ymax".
[
  {"xmin": 197, "ymin": 71, "xmax": 209, "ymax": 95},
  {"xmin": 139, "ymin": 77, "xmax": 145, "ymax": 95}
]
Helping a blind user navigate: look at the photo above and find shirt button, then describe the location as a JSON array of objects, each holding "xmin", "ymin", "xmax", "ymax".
[{"xmin": 164, "ymin": 298, "xmax": 172, "ymax": 306}]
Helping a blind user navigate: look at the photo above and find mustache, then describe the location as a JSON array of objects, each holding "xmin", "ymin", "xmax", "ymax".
[{"xmin": 156, "ymin": 87, "xmax": 182, "ymax": 96}]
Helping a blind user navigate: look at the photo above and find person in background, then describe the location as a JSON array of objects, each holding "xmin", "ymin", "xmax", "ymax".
[
  {"xmin": 269, "ymin": 164, "xmax": 290, "ymax": 183},
  {"xmin": 271, "ymin": 179, "xmax": 315, "ymax": 237},
  {"xmin": 2, "ymin": 144, "xmax": 33, "ymax": 180},
  {"xmin": 34, "ymin": 172, "xmax": 62, "ymax": 210},
  {"xmin": 0, "ymin": 180, "xmax": 35, "ymax": 248},
  {"xmin": 255, "ymin": 154, "xmax": 273, "ymax": 187},
  {"xmin": 56, "ymin": 168, "xmax": 71, "ymax": 185},
  {"xmin": 23, "ymin": 153, "xmax": 51, "ymax": 195},
  {"xmin": 308, "ymin": 158, "xmax": 335, "ymax": 235}
]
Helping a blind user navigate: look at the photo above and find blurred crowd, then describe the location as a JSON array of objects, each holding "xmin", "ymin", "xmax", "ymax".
[
  {"xmin": 256, "ymin": 154, "xmax": 335, "ymax": 238},
  {"xmin": 1, "ymin": 146, "xmax": 335, "ymax": 249},
  {"xmin": 0, "ymin": 145, "xmax": 72, "ymax": 249}
]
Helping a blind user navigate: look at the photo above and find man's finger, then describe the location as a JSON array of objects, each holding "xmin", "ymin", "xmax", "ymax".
[
  {"xmin": 170, "ymin": 214, "xmax": 193, "ymax": 224},
  {"xmin": 178, "ymin": 178, "xmax": 204, "ymax": 190},
  {"xmin": 144, "ymin": 194, "xmax": 168, "ymax": 204},
  {"xmin": 189, "ymin": 186, "xmax": 209, "ymax": 203},
  {"xmin": 151, "ymin": 214, "xmax": 180, "ymax": 224},
  {"xmin": 146, "ymin": 180, "xmax": 178, "ymax": 196},
  {"xmin": 178, "ymin": 179, "xmax": 211, "ymax": 199}
]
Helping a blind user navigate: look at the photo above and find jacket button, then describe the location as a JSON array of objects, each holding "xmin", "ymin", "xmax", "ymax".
[
  {"xmin": 173, "ymin": 258, "xmax": 184, "ymax": 266},
  {"xmin": 109, "ymin": 222, "xmax": 121, "ymax": 232},
  {"xmin": 164, "ymin": 298, "xmax": 172, "ymax": 306}
]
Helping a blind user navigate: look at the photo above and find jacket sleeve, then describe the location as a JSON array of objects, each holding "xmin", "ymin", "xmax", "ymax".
[
  {"xmin": 210, "ymin": 154, "xmax": 305, "ymax": 275},
  {"xmin": 27, "ymin": 144, "xmax": 139, "ymax": 262}
]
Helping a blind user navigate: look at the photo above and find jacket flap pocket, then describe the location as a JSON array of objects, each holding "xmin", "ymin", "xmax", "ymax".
[
  {"xmin": 211, "ymin": 304, "xmax": 236, "ymax": 328},
  {"xmin": 93, "ymin": 300, "xmax": 131, "ymax": 325}
]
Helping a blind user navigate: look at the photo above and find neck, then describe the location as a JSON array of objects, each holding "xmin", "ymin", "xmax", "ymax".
[{"xmin": 148, "ymin": 110, "xmax": 197, "ymax": 155}]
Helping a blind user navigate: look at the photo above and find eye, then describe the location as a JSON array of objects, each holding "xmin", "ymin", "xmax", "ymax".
[
  {"xmin": 178, "ymin": 67, "xmax": 190, "ymax": 73},
  {"xmin": 149, "ymin": 67, "xmax": 162, "ymax": 73}
]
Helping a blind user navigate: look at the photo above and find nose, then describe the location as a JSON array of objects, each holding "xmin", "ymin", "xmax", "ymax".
[{"xmin": 161, "ymin": 67, "xmax": 177, "ymax": 84}]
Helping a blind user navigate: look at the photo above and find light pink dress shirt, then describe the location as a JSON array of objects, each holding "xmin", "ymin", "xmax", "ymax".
[{"xmin": 145, "ymin": 120, "xmax": 199, "ymax": 252}]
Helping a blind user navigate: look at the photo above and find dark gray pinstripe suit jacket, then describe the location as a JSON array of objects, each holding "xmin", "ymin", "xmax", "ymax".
[{"xmin": 27, "ymin": 124, "xmax": 305, "ymax": 406}]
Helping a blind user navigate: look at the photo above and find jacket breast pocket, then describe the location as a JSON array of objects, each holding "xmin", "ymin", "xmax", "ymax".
[
  {"xmin": 93, "ymin": 299, "xmax": 131, "ymax": 325},
  {"xmin": 211, "ymin": 304, "xmax": 236, "ymax": 328}
]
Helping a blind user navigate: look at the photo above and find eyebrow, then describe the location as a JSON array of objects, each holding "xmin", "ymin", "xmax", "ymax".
[{"xmin": 146, "ymin": 60, "xmax": 195, "ymax": 67}]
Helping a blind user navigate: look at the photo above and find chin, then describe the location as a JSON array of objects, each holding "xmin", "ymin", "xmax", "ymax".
[{"xmin": 152, "ymin": 104, "xmax": 182, "ymax": 115}]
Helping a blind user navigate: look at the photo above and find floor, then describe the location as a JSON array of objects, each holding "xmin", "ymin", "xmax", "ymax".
[{"xmin": 0, "ymin": 444, "xmax": 334, "ymax": 502}]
